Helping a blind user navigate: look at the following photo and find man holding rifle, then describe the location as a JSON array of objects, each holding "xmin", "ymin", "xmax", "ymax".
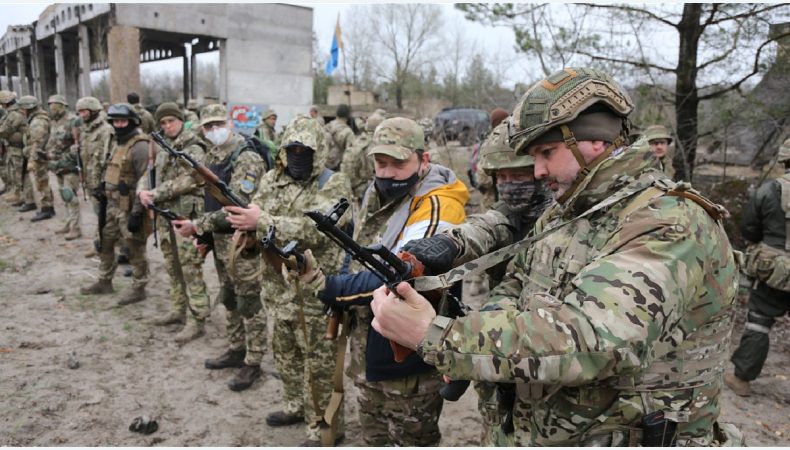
[
  {"xmin": 46, "ymin": 95, "xmax": 82, "ymax": 240},
  {"xmin": 136, "ymin": 102, "xmax": 210, "ymax": 343},
  {"xmin": 0, "ymin": 90, "xmax": 27, "ymax": 206}
]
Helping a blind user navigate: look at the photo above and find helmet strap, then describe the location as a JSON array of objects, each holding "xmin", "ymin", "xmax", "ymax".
[{"xmin": 556, "ymin": 125, "xmax": 625, "ymax": 204}]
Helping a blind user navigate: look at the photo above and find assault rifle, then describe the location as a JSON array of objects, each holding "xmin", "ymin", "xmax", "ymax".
[
  {"xmin": 71, "ymin": 125, "xmax": 87, "ymax": 200},
  {"xmin": 147, "ymin": 139, "xmax": 158, "ymax": 247},
  {"xmin": 305, "ymin": 198, "xmax": 471, "ymax": 400},
  {"xmin": 147, "ymin": 203, "xmax": 214, "ymax": 258},
  {"xmin": 260, "ymin": 225, "xmax": 305, "ymax": 273},
  {"xmin": 150, "ymin": 131, "xmax": 247, "ymax": 208}
]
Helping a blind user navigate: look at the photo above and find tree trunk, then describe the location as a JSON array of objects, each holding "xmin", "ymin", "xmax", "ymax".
[
  {"xmin": 395, "ymin": 83, "xmax": 404, "ymax": 110},
  {"xmin": 673, "ymin": 4, "xmax": 703, "ymax": 181}
]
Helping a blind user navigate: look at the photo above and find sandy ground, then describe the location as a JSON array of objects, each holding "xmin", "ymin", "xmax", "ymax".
[{"xmin": 1, "ymin": 172, "xmax": 788, "ymax": 446}]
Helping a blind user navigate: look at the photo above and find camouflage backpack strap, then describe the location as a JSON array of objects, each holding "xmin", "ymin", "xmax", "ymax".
[
  {"xmin": 653, "ymin": 178, "xmax": 729, "ymax": 222},
  {"xmin": 412, "ymin": 171, "xmax": 663, "ymax": 291},
  {"xmin": 775, "ymin": 174, "xmax": 790, "ymax": 251}
]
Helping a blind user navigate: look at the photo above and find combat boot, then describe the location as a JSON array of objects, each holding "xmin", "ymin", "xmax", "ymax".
[
  {"xmin": 55, "ymin": 224, "xmax": 70, "ymax": 235},
  {"xmin": 152, "ymin": 311, "xmax": 185, "ymax": 326},
  {"xmin": 174, "ymin": 321, "xmax": 205, "ymax": 344},
  {"xmin": 64, "ymin": 227, "xmax": 82, "ymax": 241},
  {"xmin": 17, "ymin": 203, "xmax": 37, "ymax": 212},
  {"xmin": 117, "ymin": 286, "xmax": 146, "ymax": 306},
  {"xmin": 266, "ymin": 410, "xmax": 305, "ymax": 427},
  {"xmin": 227, "ymin": 364, "xmax": 262, "ymax": 391},
  {"xmin": 80, "ymin": 279, "xmax": 113, "ymax": 295},
  {"xmin": 84, "ymin": 248, "xmax": 98, "ymax": 258},
  {"xmin": 10, "ymin": 199, "xmax": 24, "ymax": 207},
  {"xmin": 204, "ymin": 348, "xmax": 246, "ymax": 369},
  {"xmin": 31, "ymin": 206, "xmax": 55, "ymax": 222},
  {"xmin": 724, "ymin": 372, "xmax": 751, "ymax": 397}
]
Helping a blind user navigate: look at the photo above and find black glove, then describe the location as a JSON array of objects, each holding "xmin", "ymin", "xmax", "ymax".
[
  {"xmin": 402, "ymin": 234, "xmax": 459, "ymax": 275},
  {"xmin": 127, "ymin": 213, "xmax": 144, "ymax": 233},
  {"xmin": 91, "ymin": 183, "xmax": 106, "ymax": 201}
]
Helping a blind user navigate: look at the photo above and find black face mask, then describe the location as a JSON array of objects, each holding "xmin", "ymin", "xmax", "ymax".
[
  {"xmin": 497, "ymin": 180, "xmax": 537, "ymax": 207},
  {"xmin": 375, "ymin": 171, "xmax": 420, "ymax": 202},
  {"xmin": 285, "ymin": 147, "xmax": 314, "ymax": 180},
  {"xmin": 113, "ymin": 123, "xmax": 138, "ymax": 141}
]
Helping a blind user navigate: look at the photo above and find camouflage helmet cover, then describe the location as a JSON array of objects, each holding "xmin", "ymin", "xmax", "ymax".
[
  {"xmin": 368, "ymin": 117, "xmax": 424, "ymax": 160},
  {"xmin": 18, "ymin": 95, "xmax": 40, "ymax": 110},
  {"xmin": 76, "ymin": 96, "xmax": 103, "ymax": 112},
  {"xmin": 0, "ymin": 90, "xmax": 16, "ymax": 104},
  {"xmin": 199, "ymin": 104, "xmax": 228, "ymax": 126},
  {"xmin": 509, "ymin": 67, "xmax": 634, "ymax": 154},
  {"xmin": 47, "ymin": 94, "xmax": 68, "ymax": 105},
  {"xmin": 186, "ymin": 98, "xmax": 199, "ymax": 110},
  {"xmin": 643, "ymin": 124, "xmax": 673, "ymax": 144},
  {"xmin": 480, "ymin": 118, "xmax": 534, "ymax": 175},
  {"xmin": 777, "ymin": 138, "xmax": 790, "ymax": 163},
  {"xmin": 106, "ymin": 103, "xmax": 141, "ymax": 125}
]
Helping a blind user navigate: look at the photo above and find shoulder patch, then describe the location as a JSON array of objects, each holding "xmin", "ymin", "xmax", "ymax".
[{"xmin": 240, "ymin": 172, "xmax": 258, "ymax": 194}]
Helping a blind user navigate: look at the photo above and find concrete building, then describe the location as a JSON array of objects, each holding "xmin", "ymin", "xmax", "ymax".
[{"xmin": 0, "ymin": 3, "xmax": 313, "ymax": 130}]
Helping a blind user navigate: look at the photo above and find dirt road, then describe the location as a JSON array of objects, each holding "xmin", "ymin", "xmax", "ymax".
[{"xmin": 1, "ymin": 186, "xmax": 788, "ymax": 446}]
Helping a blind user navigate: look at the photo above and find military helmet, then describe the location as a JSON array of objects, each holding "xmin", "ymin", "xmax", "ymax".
[
  {"xmin": 368, "ymin": 117, "xmax": 424, "ymax": 160},
  {"xmin": 76, "ymin": 96, "xmax": 102, "ymax": 112},
  {"xmin": 777, "ymin": 138, "xmax": 790, "ymax": 163},
  {"xmin": 186, "ymin": 99, "xmax": 199, "ymax": 110},
  {"xmin": 480, "ymin": 118, "xmax": 534, "ymax": 175},
  {"xmin": 106, "ymin": 103, "xmax": 141, "ymax": 125},
  {"xmin": 365, "ymin": 112, "xmax": 385, "ymax": 132},
  {"xmin": 199, "ymin": 104, "xmax": 228, "ymax": 127},
  {"xmin": 262, "ymin": 109, "xmax": 277, "ymax": 120},
  {"xmin": 336, "ymin": 103, "xmax": 351, "ymax": 119},
  {"xmin": 509, "ymin": 67, "xmax": 633, "ymax": 154},
  {"xmin": 0, "ymin": 90, "xmax": 17, "ymax": 104},
  {"xmin": 18, "ymin": 95, "xmax": 40, "ymax": 110},
  {"xmin": 643, "ymin": 124, "xmax": 673, "ymax": 144},
  {"xmin": 47, "ymin": 94, "xmax": 68, "ymax": 106}
]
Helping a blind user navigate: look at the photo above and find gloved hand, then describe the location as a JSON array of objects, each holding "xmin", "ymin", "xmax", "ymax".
[
  {"xmin": 401, "ymin": 234, "xmax": 460, "ymax": 275},
  {"xmin": 127, "ymin": 213, "xmax": 144, "ymax": 233},
  {"xmin": 91, "ymin": 185, "xmax": 106, "ymax": 202}
]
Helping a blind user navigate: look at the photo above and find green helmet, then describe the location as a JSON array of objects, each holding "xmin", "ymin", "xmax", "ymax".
[
  {"xmin": 643, "ymin": 124, "xmax": 672, "ymax": 144},
  {"xmin": 18, "ymin": 95, "xmax": 40, "ymax": 110},
  {"xmin": 367, "ymin": 117, "xmax": 424, "ymax": 160},
  {"xmin": 480, "ymin": 118, "xmax": 534, "ymax": 175},
  {"xmin": 0, "ymin": 90, "xmax": 16, "ymax": 104},
  {"xmin": 777, "ymin": 138, "xmax": 790, "ymax": 163},
  {"xmin": 509, "ymin": 67, "xmax": 633, "ymax": 154},
  {"xmin": 76, "ymin": 96, "xmax": 102, "ymax": 112},
  {"xmin": 47, "ymin": 94, "xmax": 68, "ymax": 106}
]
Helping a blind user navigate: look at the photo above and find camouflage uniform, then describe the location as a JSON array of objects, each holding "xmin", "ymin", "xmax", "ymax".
[
  {"xmin": 193, "ymin": 105, "xmax": 268, "ymax": 367},
  {"xmin": 46, "ymin": 99, "xmax": 82, "ymax": 234},
  {"xmin": 643, "ymin": 125, "xmax": 675, "ymax": 179},
  {"xmin": 251, "ymin": 114, "xmax": 351, "ymax": 442},
  {"xmin": 138, "ymin": 124, "xmax": 210, "ymax": 327},
  {"xmin": 416, "ymin": 68, "xmax": 741, "ymax": 446},
  {"xmin": 23, "ymin": 104, "xmax": 53, "ymax": 210},
  {"xmin": 254, "ymin": 109, "xmax": 278, "ymax": 144},
  {"xmin": 0, "ymin": 95, "xmax": 27, "ymax": 201},
  {"xmin": 79, "ymin": 102, "xmax": 115, "ymax": 250},
  {"xmin": 131, "ymin": 103, "xmax": 156, "ymax": 134},
  {"xmin": 340, "ymin": 112, "xmax": 384, "ymax": 202},
  {"xmin": 325, "ymin": 117, "xmax": 355, "ymax": 171}
]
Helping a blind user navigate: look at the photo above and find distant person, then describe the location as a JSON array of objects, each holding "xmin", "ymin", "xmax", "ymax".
[
  {"xmin": 17, "ymin": 95, "xmax": 54, "ymax": 221},
  {"xmin": 126, "ymin": 92, "xmax": 156, "ymax": 134},
  {"xmin": 473, "ymin": 107, "xmax": 509, "ymax": 210},
  {"xmin": 325, "ymin": 104, "xmax": 356, "ymax": 171},
  {"xmin": 309, "ymin": 104, "xmax": 325, "ymax": 125},
  {"xmin": 726, "ymin": 138, "xmax": 790, "ymax": 397},
  {"xmin": 0, "ymin": 90, "xmax": 28, "ymax": 206},
  {"xmin": 46, "ymin": 94, "xmax": 82, "ymax": 239},
  {"xmin": 644, "ymin": 124, "xmax": 674, "ymax": 179},
  {"xmin": 254, "ymin": 109, "xmax": 279, "ymax": 147}
]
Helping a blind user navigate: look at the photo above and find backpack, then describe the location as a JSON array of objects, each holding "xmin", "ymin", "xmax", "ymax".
[{"xmin": 239, "ymin": 134, "xmax": 274, "ymax": 172}]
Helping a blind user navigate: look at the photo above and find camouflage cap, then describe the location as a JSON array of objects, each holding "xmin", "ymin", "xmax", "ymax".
[
  {"xmin": 18, "ymin": 95, "xmax": 40, "ymax": 110},
  {"xmin": 365, "ymin": 112, "xmax": 385, "ymax": 132},
  {"xmin": 368, "ymin": 117, "xmax": 424, "ymax": 160},
  {"xmin": 262, "ymin": 109, "xmax": 277, "ymax": 120},
  {"xmin": 47, "ymin": 94, "xmax": 67, "ymax": 105},
  {"xmin": 155, "ymin": 102, "xmax": 184, "ymax": 122},
  {"xmin": 480, "ymin": 118, "xmax": 534, "ymax": 175},
  {"xmin": 777, "ymin": 138, "xmax": 790, "ymax": 163},
  {"xmin": 76, "ymin": 96, "xmax": 102, "ymax": 112},
  {"xmin": 0, "ymin": 90, "xmax": 16, "ymax": 104},
  {"xmin": 199, "ymin": 104, "xmax": 228, "ymax": 126},
  {"xmin": 643, "ymin": 124, "xmax": 673, "ymax": 143},
  {"xmin": 186, "ymin": 98, "xmax": 199, "ymax": 110},
  {"xmin": 280, "ymin": 113, "xmax": 324, "ymax": 151}
]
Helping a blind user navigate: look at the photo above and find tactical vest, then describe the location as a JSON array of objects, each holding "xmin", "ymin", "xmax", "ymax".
[
  {"xmin": 104, "ymin": 134, "xmax": 149, "ymax": 214},
  {"xmin": 743, "ymin": 174, "xmax": 790, "ymax": 291},
  {"xmin": 4, "ymin": 107, "xmax": 26, "ymax": 147},
  {"xmin": 204, "ymin": 140, "xmax": 265, "ymax": 214}
]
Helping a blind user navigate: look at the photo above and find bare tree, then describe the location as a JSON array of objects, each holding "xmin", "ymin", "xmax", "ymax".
[
  {"xmin": 441, "ymin": 20, "xmax": 476, "ymax": 105},
  {"xmin": 342, "ymin": 7, "xmax": 376, "ymax": 91}
]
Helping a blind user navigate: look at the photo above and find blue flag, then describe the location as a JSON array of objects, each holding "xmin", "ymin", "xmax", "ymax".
[{"xmin": 324, "ymin": 16, "xmax": 343, "ymax": 75}]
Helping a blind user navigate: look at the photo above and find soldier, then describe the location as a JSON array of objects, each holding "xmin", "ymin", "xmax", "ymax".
[
  {"xmin": 371, "ymin": 68, "xmax": 743, "ymax": 446},
  {"xmin": 644, "ymin": 124, "xmax": 675, "ymax": 179},
  {"xmin": 325, "ymin": 104, "xmax": 356, "ymax": 171},
  {"xmin": 172, "ymin": 104, "xmax": 269, "ymax": 391},
  {"xmin": 18, "ymin": 96, "xmax": 55, "ymax": 221},
  {"xmin": 295, "ymin": 117, "xmax": 469, "ymax": 446},
  {"xmin": 76, "ymin": 96, "xmax": 115, "ymax": 257},
  {"xmin": 224, "ymin": 114, "xmax": 352, "ymax": 446},
  {"xmin": 184, "ymin": 99, "xmax": 200, "ymax": 127},
  {"xmin": 725, "ymin": 138, "xmax": 790, "ymax": 397},
  {"xmin": 80, "ymin": 104, "xmax": 150, "ymax": 306},
  {"xmin": 136, "ymin": 102, "xmax": 210, "ymax": 343},
  {"xmin": 0, "ymin": 90, "xmax": 27, "ymax": 205},
  {"xmin": 254, "ymin": 109, "xmax": 278, "ymax": 144},
  {"xmin": 340, "ymin": 111, "xmax": 383, "ymax": 202},
  {"xmin": 309, "ymin": 104, "xmax": 325, "ymax": 125},
  {"xmin": 46, "ymin": 95, "xmax": 82, "ymax": 239},
  {"xmin": 127, "ymin": 92, "xmax": 156, "ymax": 134},
  {"xmin": 473, "ymin": 107, "xmax": 510, "ymax": 211}
]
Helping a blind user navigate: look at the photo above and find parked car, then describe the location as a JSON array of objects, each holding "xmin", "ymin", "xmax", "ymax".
[{"xmin": 433, "ymin": 107, "xmax": 490, "ymax": 146}]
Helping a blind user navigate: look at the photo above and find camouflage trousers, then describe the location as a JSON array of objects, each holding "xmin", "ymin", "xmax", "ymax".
[
  {"xmin": 272, "ymin": 308, "xmax": 345, "ymax": 441},
  {"xmin": 476, "ymin": 381, "xmax": 516, "ymax": 447},
  {"xmin": 213, "ymin": 234, "xmax": 267, "ymax": 365},
  {"xmin": 97, "ymin": 195, "xmax": 148, "ymax": 289},
  {"xmin": 0, "ymin": 148, "xmax": 8, "ymax": 190},
  {"xmin": 5, "ymin": 147, "xmax": 23, "ymax": 198},
  {"xmin": 356, "ymin": 370, "xmax": 444, "ymax": 446},
  {"xmin": 158, "ymin": 224, "xmax": 209, "ymax": 325},
  {"xmin": 56, "ymin": 173, "xmax": 81, "ymax": 231},
  {"xmin": 27, "ymin": 159, "xmax": 53, "ymax": 208}
]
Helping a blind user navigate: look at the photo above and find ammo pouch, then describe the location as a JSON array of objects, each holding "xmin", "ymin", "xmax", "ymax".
[
  {"xmin": 743, "ymin": 242, "xmax": 790, "ymax": 292},
  {"xmin": 117, "ymin": 182, "xmax": 132, "ymax": 212}
]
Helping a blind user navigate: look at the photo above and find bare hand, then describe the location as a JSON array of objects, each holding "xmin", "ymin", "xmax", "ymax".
[
  {"xmin": 138, "ymin": 190, "xmax": 154, "ymax": 207},
  {"xmin": 225, "ymin": 204, "xmax": 261, "ymax": 231},
  {"xmin": 172, "ymin": 219, "xmax": 196, "ymax": 238},
  {"xmin": 371, "ymin": 282, "xmax": 436, "ymax": 351}
]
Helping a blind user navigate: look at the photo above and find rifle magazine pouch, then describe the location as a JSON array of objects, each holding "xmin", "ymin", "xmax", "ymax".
[{"xmin": 744, "ymin": 242, "xmax": 790, "ymax": 291}]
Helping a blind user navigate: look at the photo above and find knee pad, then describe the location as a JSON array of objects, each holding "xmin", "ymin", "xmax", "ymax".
[
  {"xmin": 745, "ymin": 310, "xmax": 774, "ymax": 335},
  {"xmin": 60, "ymin": 186, "xmax": 76, "ymax": 203}
]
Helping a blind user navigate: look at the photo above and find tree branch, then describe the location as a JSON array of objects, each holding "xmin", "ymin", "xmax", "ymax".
[
  {"xmin": 707, "ymin": 4, "xmax": 788, "ymax": 26},
  {"xmin": 579, "ymin": 3, "xmax": 678, "ymax": 28},
  {"xmin": 575, "ymin": 51, "xmax": 676, "ymax": 73}
]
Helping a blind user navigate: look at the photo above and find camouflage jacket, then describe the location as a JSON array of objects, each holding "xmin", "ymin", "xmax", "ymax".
[
  {"xmin": 339, "ymin": 130, "xmax": 374, "ymax": 201},
  {"xmin": 254, "ymin": 122, "xmax": 278, "ymax": 144},
  {"xmin": 0, "ymin": 104, "xmax": 28, "ymax": 148},
  {"xmin": 137, "ymin": 128, "xmax": 207, "ymax": 219},
  {"xmin": 252, "ymin": 116, "xmax": 352, "ymax": 320},
  {"xmin": 46, "ymin": 110, "xmax": 77, "ymax": 162},
  {"xmin": 80, "ymin": 112, "xmax": 114, "ymax": 190},
  {"xmin": 194, "ymin": 133, "xmax": 266, "ymax": 235},
  {"xmin": 132, "ymin": 104, "xmax": 156, "ymax": 134},
  {"xmin": 740, "ymin": 173, "xmax": 789, "ymax": 250},
  {"xmin": 325, "ymin": 118, "xmax": 355, "ymax": 171},
  {"xmin": 24, "ymin": 109, "xmax": 51, "ymax": 161},
  {"xmin": 419, "ymin": 144, "xmax": 739, "ymax": 446}
]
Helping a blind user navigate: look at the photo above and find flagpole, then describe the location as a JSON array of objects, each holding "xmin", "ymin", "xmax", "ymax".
[{"xmin": 338, "ymin": 13, "xmax": 351, "ymax": 107}]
